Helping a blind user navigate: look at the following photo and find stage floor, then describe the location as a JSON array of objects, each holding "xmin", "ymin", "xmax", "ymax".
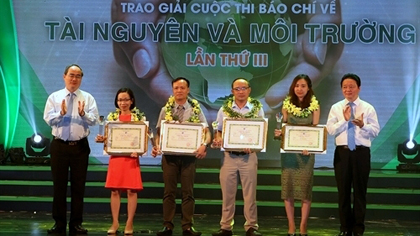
[{"xmin": 0, "ymin": 211, "xmax": 419, "ymax": 236}]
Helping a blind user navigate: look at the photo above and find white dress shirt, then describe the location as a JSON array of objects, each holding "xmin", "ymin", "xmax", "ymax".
[
  {"xmin": 326, "ymin": 97, "xmax": 380, "ymax": 147},
  {"xmin": 44, "ymin": 88, "xmax": 99, "ymax": 141}
]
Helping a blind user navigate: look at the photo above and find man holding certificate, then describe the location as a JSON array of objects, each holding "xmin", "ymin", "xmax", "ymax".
[
  {"xmin": 211, "ymin": 78, "xmax": 264, "ymax": 236},
  {"xmin": 151, "ymin": 77, "xmax": 211, "ymax": 236},
  {"xmin": 326, "ymin": 73, "xmax": 380, "ymax": 236}
]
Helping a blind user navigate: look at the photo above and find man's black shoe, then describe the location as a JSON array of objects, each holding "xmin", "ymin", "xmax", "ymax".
[
  {"xmin": 183, "ymin": 227, "xmax": 202, "ymax": 236},
  {"xmin": 156, "ymin": 227, "xmax": 173, "ymax": 236},
  {"xmin": 246, "ymin": 227, "xmax": 262, "ymax": 236},
  {"xmin": 212, "ymin": 229, "xmax": 233, "ymax": 236},
  {"xmin": 69, "ymin": 225, "xmax": 88, "ymax": 234},
  {"xmin": 47, "ymin": 224, "xmax": 66, "ymax": 234}
]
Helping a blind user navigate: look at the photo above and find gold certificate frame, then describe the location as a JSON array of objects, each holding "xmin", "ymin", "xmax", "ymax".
[
  {"xmin": 160, "ymin": 122, "xmax": 205, "ymax": 156},
  {"xmin": 222, "ymin": 118, "xmax": 268, "ymax": 152},
  {"xmin": 104, "ymin": 121, "xmax": 149, "ymax": 156},
  {"xmin": 281, "ymin": 124, "xmax": 327, "ymax": 154}
]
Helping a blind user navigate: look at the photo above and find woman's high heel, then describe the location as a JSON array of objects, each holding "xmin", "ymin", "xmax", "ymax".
[
  {"xmin": 107, "ymin": 225, "xmax": 120, "ymax": 235},
  {"xmin": 107, "ymin": 229, "xmax": 119, "ymax": 235},
  {"xmin": 124, "ymin": 229, "xmax": 133, "ymax": 235}
]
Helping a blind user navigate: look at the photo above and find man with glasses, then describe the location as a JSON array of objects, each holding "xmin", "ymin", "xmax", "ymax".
[
  {"xmin": 44, "ymin": 64, "xmax": 99, "ymax": 235},
  {"xmin": 211, "ymin": 78, "xmax": 264, "ymax": 236}
]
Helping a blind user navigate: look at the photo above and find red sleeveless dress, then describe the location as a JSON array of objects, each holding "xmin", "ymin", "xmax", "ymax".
[{"xmin": 105, "ymin": 114, "xmax": 143, "ymax": 191}]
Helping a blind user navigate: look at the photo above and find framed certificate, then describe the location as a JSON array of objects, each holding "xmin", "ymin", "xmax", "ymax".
[
  {"xmin": 160, "ymin": 122, "xmax": 205, "ymax": 156},
  {"xmin": 104, "ymin": 121, "xmax": 149, "ymax": 156},
  {"xmin": 281, "ymin": 124, "xmax": 327, "ymax": 154},
  {"xmin": 222, "ymin": 118, "xmax": 268, "ymax": 152}
]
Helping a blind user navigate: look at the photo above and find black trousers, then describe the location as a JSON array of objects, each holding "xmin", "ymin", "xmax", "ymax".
[
  {"xmin": 334, "ymin": 146, "xmax": 371, "ymax": 234},
  {"xmin": 50, "ymin": 138, "xmax": 90, "ymax": 228},
  {"xmin": 161, "ymin": 155, "xmax": 196, "ymax": 230}
]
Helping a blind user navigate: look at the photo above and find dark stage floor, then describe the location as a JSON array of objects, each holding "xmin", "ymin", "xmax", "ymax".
[{"xmin": 0, "ymin": 211, "xmax": 419, "ymax": 236}]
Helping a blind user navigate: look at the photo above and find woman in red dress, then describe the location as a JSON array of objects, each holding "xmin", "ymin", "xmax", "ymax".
[{"xmin": 96, "ymin": 88, "xmax": 145, "ymax": 235}]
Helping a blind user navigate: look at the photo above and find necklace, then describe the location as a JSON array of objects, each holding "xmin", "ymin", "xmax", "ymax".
[
  {"xmin": 283, "ymin": 95, "xmax": 319, "ymax": 118},
  {"xmin": 107, "ymin": 107, "xmax": 145, "ymax": 121},
  {"xmin": 222, "ymin": 96, "xmax": 262, "ymax": 118},
  {"xmin": 164, "ymin": 96, "xmax": 201, "ymax": 123}
]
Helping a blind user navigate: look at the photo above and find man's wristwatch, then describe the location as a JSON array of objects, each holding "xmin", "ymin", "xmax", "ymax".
[{"xmin": 201, "ymin": 142, "xmax": 208, "ymax": 147}]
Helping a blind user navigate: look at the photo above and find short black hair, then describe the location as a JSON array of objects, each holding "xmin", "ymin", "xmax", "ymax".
[
  {"xmin": 231, "ymin": 77, "xmax": 250, "ymax": 89},
  {"xmin": 341, "ymin": 73, "xmax": 361, "ymax": 87},
  {"xmin": 64, "ymin": 64, "xmax": 84, "ymax": 77},
  {"xmin": 172, "ymin": 77, "xmax": 190, "ymax": 87},
  {"xmin": 114, "ymin": 88, "xmax": 136, "ymax": 110}
]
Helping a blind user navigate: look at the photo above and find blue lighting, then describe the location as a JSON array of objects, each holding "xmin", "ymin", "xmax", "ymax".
[{"xmin": 407, "ymin": 75, "xmax": 420, "ymax": 142}]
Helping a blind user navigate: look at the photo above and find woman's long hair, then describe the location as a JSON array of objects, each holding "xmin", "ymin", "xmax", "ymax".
[{"xmin": 287, "ymin": 74, "xmax": 314, "ymax": 109}]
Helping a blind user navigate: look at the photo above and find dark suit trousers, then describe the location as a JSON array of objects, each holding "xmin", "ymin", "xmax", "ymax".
[
  {"xmin": 161, "ymin": 155, "xmax": 196, "ymax": 230},
  {"xmin": 334, "ymin": 146, "xmax": 371, "ymax": 234},
  {"xmin": 50, "ymin": 138, "xmax": 90, "ymax": 227}
]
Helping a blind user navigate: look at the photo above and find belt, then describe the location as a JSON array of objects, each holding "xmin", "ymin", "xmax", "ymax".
[
  {"xmin": 338, "ymin": 145, "xmax": 368, "ymax": 150},
  {"xmin": 54, "ymin": 137, "xmax": 86, "ymax": 146},
  {"xmin": 229, "ymin": 151, "xmax": 247, "ymax": 156}
]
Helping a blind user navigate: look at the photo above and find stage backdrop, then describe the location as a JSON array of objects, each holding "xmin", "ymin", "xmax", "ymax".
[{"xmin": 1, "ymin": 0, "xmax": 419, "ymax": 169}]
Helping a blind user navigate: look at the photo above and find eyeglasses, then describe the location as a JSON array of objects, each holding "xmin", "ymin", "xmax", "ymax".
[
  {"xmin": 117, "ymin": 98, "xmax": 131, "ymax": 102},
  {"xmin": 233, "ymin": 87, "xmax": 249, "ymax": 91}
]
